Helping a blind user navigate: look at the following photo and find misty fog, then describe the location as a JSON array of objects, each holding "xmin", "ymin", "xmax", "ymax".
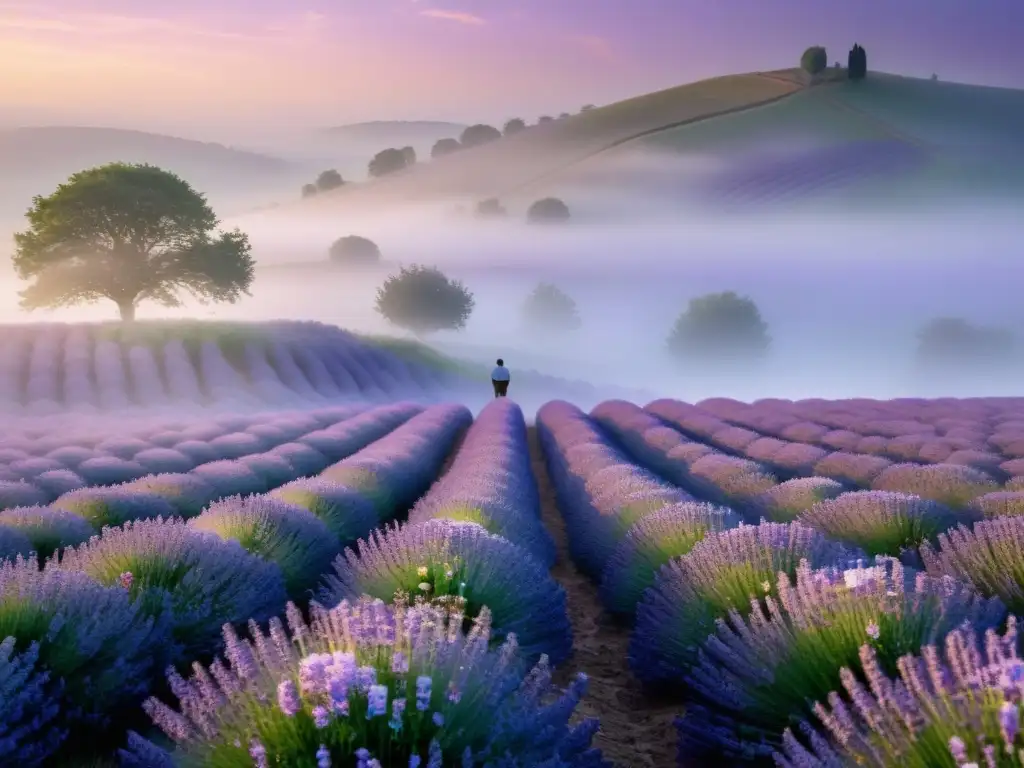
[{"xmin": 2, "ymin": 132, "xmax": 1021, "ymax": 407}]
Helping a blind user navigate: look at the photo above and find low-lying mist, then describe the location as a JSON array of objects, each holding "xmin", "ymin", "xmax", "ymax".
[{"xmin": 2, "ymin": 144, "xmax": 1021, "ymax": 405}]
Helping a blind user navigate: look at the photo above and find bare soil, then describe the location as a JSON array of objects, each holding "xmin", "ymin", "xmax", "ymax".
[{"xmin": 527, "ymin": 427, "xmax": 679, "ymax": 768}]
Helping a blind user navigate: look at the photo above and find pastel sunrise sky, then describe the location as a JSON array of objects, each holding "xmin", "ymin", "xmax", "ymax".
[{"xmin": 2, "ymin": 0, "xmax": 1021, "ymax": 137}]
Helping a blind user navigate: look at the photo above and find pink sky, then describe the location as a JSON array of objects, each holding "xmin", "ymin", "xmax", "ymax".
[{"xmin": 2, "ymin": 0, "xmax": 1020, "ymax": 136}]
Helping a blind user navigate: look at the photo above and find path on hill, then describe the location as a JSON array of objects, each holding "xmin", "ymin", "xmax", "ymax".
[{"xmin": 526, "ymin": 428, "xmax": 679, "ymax": 768}]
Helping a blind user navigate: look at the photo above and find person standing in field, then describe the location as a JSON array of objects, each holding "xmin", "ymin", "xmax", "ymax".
[{"xmin": 491, "ymin": 358, "xmax": 510, "ymax": 398}]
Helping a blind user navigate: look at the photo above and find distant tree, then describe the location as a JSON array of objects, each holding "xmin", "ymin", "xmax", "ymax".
[
  {"xmin": 537, "ymin": 115, "xmax": 554, "ymax": 124},
  {"xmin": 526, "ymin": 197, "xmax": 570, "ymax": 224},
  {"xmin": 931, "ymin": 73, "xmax": 939, "ymax": 81},
  {"xmin": 800, "ymin": 46, "xmax": 827, "ymax": 76},
  {"xmin": 834, "ymin": 62, "xmax": 841, "ymax": 69},
  {"xmin": 400, "ymin": 146, "xmax": 417, "ymax": 166},
  {"xmin": 558, "ymin": 112, "xmax": 571, "ymax": 120},
  {"xmin": 522, "ymin": 282, "xmax": 581, "ymax": 334},
  {"xmin": 915, "ymin": 318, "xmax": 1017, "ymax": 370},
  {"xmin": 368, "ymin": 148, "xmax": 408, "ymax": 178},
  {"xmin": 375, "ymin": 265, "xmax": 474, "ymax": 336},
  {"xmin": 580, "ymin": 104, "xmax": 596, "ymax": 112},
  {"xmin": 301, "ymin": 183, "xmax": 318, "ymax": 198},
  {"xmin": 847, "ymin": 44, "xmax": 867, "ymax": 80},
  {"xmin": 475, "ymin": 198, "xmax": 507, "ymax": 218},
  {"xmin": 328, "ymin": 235, "xmax": 381, "ymax": 266},
  {"xmin": 503, "ymin": 118, "xmax": 526, "ymax": 136},
  {"xmin": 666, "ymin": 291, "xmax": 770, "ymax": 366},
  {"xmin": 431, "ymin": 138, "xmax": 461, "ymax": 159},
  {"xmin": 459, "ymin": 124, "xmax": 502, "ymax": 148},
  {"xmin": 13, "ymin": 162, "xmax": 254, "ymax": 322},
  {"xmin": 316, "ymin": 169, "xmax": 344, "ymax": 192}
]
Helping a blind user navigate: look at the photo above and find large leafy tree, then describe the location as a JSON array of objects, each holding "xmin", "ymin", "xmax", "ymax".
[
  {"xmin": 666, "ymin": 291, "xmax": 770, "ymax": 365},
  {"xmin": 12, "ymin": 163, "xmax": 254, "ymax": 321},
  {"xmin": 375, "ymin": 265, "xmax": 474, "ymax": 336},
  {"xmin": 522, "ymin": 282, "xmax": 581, "ymax": 334}
]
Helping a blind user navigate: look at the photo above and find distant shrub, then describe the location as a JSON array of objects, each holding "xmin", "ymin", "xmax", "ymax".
[
  {"xmin": 0, "ymin": 480, "xmax": 50, "ymax": 510},
  {"xmin": 813, "ymin": 451, "xmax": 892, "ymax": 487},
  {"xmin": 800, "ymin": 46, "xmax": 827, "ymax": 75},
  {"xmin": 666, "ymin": 291, "xmax": 770, "ymax": 367},
  {"xmin": 314, "ymin": 169, "xmax": 344, "ymax": 192},
  {"xmin": 474, "ymin": 197, "xmax": 507, "ymax": 218},
  {"xmin": 399, "ymin": 145, "xmax": 416, "ymax": 166},
  {"xmin": 526, "ymin": 197, "xmax": 570, "ymax": 224},
  {"xmin": 522, "ymin": 282, "xmax": 581, "ymax": 334},
  {"xmin": 367, "ymin": 147, "xmax": 408, "ymax": 178},
  {"xmin": 581, "ymin": 104, "xmax": 596, "ymax": 111},
  {"xmin": 459, "ymin": 123, "xmax": 501, "ymax": 148},
  {"xmin": 915, "ymin": 317, "xmax": 1018, "ymax": 374},
  {"xmin": 328, "ymin": 234, "xmax": 382, "ymax": 266},
  {"xmin": 32, "ymin": 469, "xmax": 86, "ymax": 498},
  {"xmin": 189, "ymin": 460, "xmax": 269, "ymax": 498},
  {"xmin": 75, "ymin": 456, "xmax": 147, "ymax": 485},
  {"xmin": 558, "ymin": 112, "xmax": 571, "ymax": 120},
  {"xmin": 300, "ymin": 182, "xmax": 317, "ymax": 198},
  {"xmin": 430, "ymin": 137, "xmax": 460, "ymax": 158},
  {"xmin": 375, "ymin": 265, "xmax": 475, "ymax": 336},
  {"xmin": 502, "ymin": 117, "xmax": 526, "ymax": 135},
  {"xmin": 0, "ymin": 506, "xmax": 93, "ymax": 559},
  {"xmin": 931, "ymin": 72, "xmax": 939, "ymax": 81},
  {"xmin": 537, "ymin": 115, "xmax": 554, "ymax": 124}
]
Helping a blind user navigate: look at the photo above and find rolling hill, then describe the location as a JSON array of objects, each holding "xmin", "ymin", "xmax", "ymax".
[
  {"xmin": 231, "ymin": 69, "xmax": 1024, "ymax": 222},
  {"xmin": 0, "ymin": 127, "xmax": 304, "ymax": 238},
  {"xmin": 322, "ymin": 120, "xmax": 466, "ymax": 146}
]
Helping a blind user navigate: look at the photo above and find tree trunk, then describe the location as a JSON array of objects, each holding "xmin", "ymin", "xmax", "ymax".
[{"xmin": 117, "ymin": 299, "xmax": 137, "ymax": 322}]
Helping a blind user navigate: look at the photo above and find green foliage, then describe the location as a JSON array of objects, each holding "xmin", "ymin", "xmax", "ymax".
[
  {"xmin": 915, "ymin": 317, "xmax": 1017, "ymax": 370},
  {"xmin": 367, "ymin": 148, "xmax": 408, "ymax": 178},
  {"xmin": 526, "ymin": 197, "xmax": 570, "ymax": 224},
  {"xmin": 474, "ymin": 198, "xmax": 507, "ymax": 218},
  {"xmin": 666, "ymin": 291, "xmax": 770, "ymax": 365},
  {"xmin": 800, "ymin": 46, "xmax": 827, "ymax": 75},
  {"xmin": 502, "ymin": 118, "xmax": 526, "ymax": 136},
  {"xmin": 327, "ymin": 235, "xmax": 381, "ymax": 266},
  {"xmin": 400, "ymin": 146, "xmax": 417, "ymax": 166},
  {"xmin": 430, "ymin": 138, "xmax": 461, "ymax": 159},
  {"xmin": 459, "ymin": 124, "xmax": 501, "ymax": 148},
  {"xmin": 522, "ymin": 282, "xmax": 581, "ymax": 334},
  {"xmin": 375, "ymin": 265, "xmax": 475, "ymax": 336},
  {"xmin": 12, "ymin": 162, "xmax": 254, "ymax": 321},
  {"xmin": 315, "ymin": 169, "xmax": 344, "ymax": 192}
]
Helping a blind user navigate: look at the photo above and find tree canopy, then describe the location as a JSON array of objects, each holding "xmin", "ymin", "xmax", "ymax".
[
  {"xmin": 315, "ymin": 169, "xmax": 345, "ymax": 192},
  {"xmin": 459, "ymin": 124, "xmax": 502, "ymax": 148},
  {"xmin": 12, "ymin": 162, "xmax": 254, "ymax": 321},
  {"xmin": 848, "ymin": 44, "xmax": 867, "ymax": 79},
  {"xmin": 800, "ymin": 46, "xmax": 827, "ymax": 75},
  {"xmin": 916, "ymin": 317, "xmax": 1017, "ymax": 368},
  {"xmin": 666, "ymin": 291, "xmax": 770, "ymax": 366},
  {"xmin": 375, "ymin": 265, "xmax": 474, "ymax": 336},
  {"xmin": 368, "ymin": 148, "xmax": 408, "ymax": 178},
  {"xmin": 522, "ymin": 283, "xmax": 581, "ymax": 334},
  {"xmin": 503, "ymin": 118, "xmax": 526, "ymax": 136},
  {"xmin": 431, "ymin": 138, "xmax": 461, "ymax": 159},
  {"xmin": 526, "ymin": 197, "xmax": 570, "ymax": 224},
  {"xmin": 475, "ymin": 198, "xmax": 507, "ymax": 218},
  {"xmin": 301, "ymin": 183, "xmax": 318, "ymax": 198},
  {"xmin": 328, "ymin": 235, "xmax": 381, "ymax": 266},
  {"xmin": 400, "ymin": 146, "xmax": 417, "ymax": 166}
]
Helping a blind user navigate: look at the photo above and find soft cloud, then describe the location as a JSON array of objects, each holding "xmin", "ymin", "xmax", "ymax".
[
  {"xmin": 418, "ymin": 9, "xmax": 486, "ymax": 26},
  {"xmin": 570, "ymin": 34, "xmax": 614, "ymax": 60}
]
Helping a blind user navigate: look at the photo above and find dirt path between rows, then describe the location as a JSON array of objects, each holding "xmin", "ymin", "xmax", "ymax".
[{"xmin": 527, "ymin": 427, "xmax": 679, "ymax": 768}]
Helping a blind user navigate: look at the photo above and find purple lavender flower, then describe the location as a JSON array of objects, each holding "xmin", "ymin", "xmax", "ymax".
[
  {"xmin": 51, "ymin": 486, "xmax": 178, "ymax": 530},
  {"xmin": 679, "ymin": 557, "xmax": 1005, "ymax": 758},
  {"xmin": 121, "ymin": 473, "xmax": 218, "ymax": 519},
  {"xmin": 872, "ymin": 462, "xmax": 998, "ymax": 508},
  {"xmin": 320, "ymin": 519, "xmax": 572, "ymax": 663},
  {"xmin": 55, "ymin": 517, "xmax": 287, "ymax": 661},
  {"xmin": 74, "ymin": 456, "xmax": 148, "ymax": 485},
  {"xmin": 773, "ymin": 619, "xmax": 1024, "ymax": 767},
  {"xmin": 970, "ymin": 491, "xmax": 1024, "ymax": 519},
  {"xmin": 799, "ymin": 490, "xmax": 955, "ymax": 557},
  {"xmin": 31, "ymin": 469, "xmax": 86, "ymax": 498},
  {"xmin": 812, "ymin": 451, "xmax": 892, "ymax": 488},
  {"xmin": 0, "ymin": 480, "xmax": 49, "ymax": 511},
  {"xmin": 123, "ymin": 596, "xmax": 604, "ymax": 767},
  {"xmin": 754, "ymin": 477, "xmax": 845, "ymax": 523},
  {"xmin": 271, "ymin": 479, "xmax": 378, "ymax": 549},
  {"xmin": 132, "ymin": 448, "xmax": 195, "ymax": 475},
  {"xmin": 0, "ymin": 637, "xmax": 63, "ymax": 764},
  {"xmin": 188, "ymin": 460, "xmax": 269, "ymax": 498},
  {"xmin": 599, "ymin": 501, "xmax": 740, "ymax": 615},
  {"xmin": 0, "ymin": 505, "xmax": 93, "ymax": 559},
  {"xmin": 630, "ymin": 521, "xmax": 857, "ymax": 686},
  {"xmin": 190, "ymin": 495, "xmax": 339, "ymax": 598},
  {"xmin": 0, "ymin": 523, "xmax": 33, "ymax": 559},
  {"xmin": 277, "ymin": 679, "xmax": 301, "ymax": 716}
]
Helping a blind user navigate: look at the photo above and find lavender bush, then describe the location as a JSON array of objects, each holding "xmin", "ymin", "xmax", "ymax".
[
  {"xmin": 0, "ymin": 637, "xmax": 61, "ymax": 766},
  {"xmin": 971, "ymin": 491, "xmax": 1024, "ymax": 519},
  {"xmin": 54, "ymin": 518, "xmax": 287, "ymax": 662},
  {"xmin": 320, "ymin": 519, "xmax": 572, "ymax": 664},
  {"xmin": 798, "ymin": 490, "xmax": 954, "ymax": 557},
  {"xmin": 132, "ymin": 448, "xmax": 195, "ymax": 475},
  {"xmin": 599, "ymin": 501, "xmax": 740, "ymax": 615},
  {"xmin": 773, "ymin": 619, "xmax": 1024, "ymax": 768},
  {"xmin": 680, "ymin": 558, "xmax": 1005, "ymax": 760},
  {"xmin": 75, "ymin": 456, "xmax": 148, "ymax": 485},
  {"xmin": 811, "ymin": 452, "xmax": 892, "ymax": 487},
  {"xmin": 265, "ymin": 443, "xmax": 331, "ymax": 478},
  {"xmin": 872, "ymin": 462, "xmax": 998, "ymax": 508},
  {"xmin": 0, "ymin": 481, "xmax": 49, "ymax": 511},
  {"xmin": 170, "ymin": 440, "xmax": 220, "ymax": 465},
  {"xmin": 754, "ymin": 478, "xmax": 845, "ymax": 523},
  {"xmin": 190, "ymin": 495, "xmax": 340, "ymax": 598},
  {"xmin": 271, "ymin": 479, "xmax": 379, "ymax": 548},
  {"xmin": 52, "ymin": 487, "xmax": 178, "ymax": 530},
  {"xmin": 921, "ymin": 516, "xmax": 1024, "ymax": 613},
  {"xmin": 0, "ymin": 506, "xmax": 93, "ymax": 560},
  {"xmin": 630, "ymin": 521, "xmax": 857, "ymax": 686},
  {"xmin": 121, "ymin": 473, "xmax": 219, "ymax": 519},
  {"xmin": 122, "ymin": 596, "xmax": 606, "ymax": 768},
  {"xmin": 31, "ymin": 469, "xmax": 86, "ymax": 498},
  {"xmin": 0, "ymin": 524, "xmax": 33, "ymax": 560}
]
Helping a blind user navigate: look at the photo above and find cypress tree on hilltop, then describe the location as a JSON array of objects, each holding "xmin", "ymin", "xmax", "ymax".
[{"xmin": 847, "ymin": 44, "xmax": 867, "ymax": 80}]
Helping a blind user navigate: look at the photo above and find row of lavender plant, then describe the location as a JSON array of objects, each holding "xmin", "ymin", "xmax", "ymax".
[
  {"xmin": 0, "ymin": 320, "xmax": 458, "ymax": 411},
  {"xmin": 647, "ymin": 398, "xmax": 1019, "ymax": 517},
  {"xmin": 0, "ymin": 403, "xmax": 474, "ymax": 765},
  {"xmin": 536, "ymin": 399, "xmax": 1024, "ymax": 764}
]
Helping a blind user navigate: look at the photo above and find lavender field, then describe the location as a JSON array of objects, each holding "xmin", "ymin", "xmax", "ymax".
[{"xmin": 4, "ymin": 329, "xmax": 1024, "ymax": 766}]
